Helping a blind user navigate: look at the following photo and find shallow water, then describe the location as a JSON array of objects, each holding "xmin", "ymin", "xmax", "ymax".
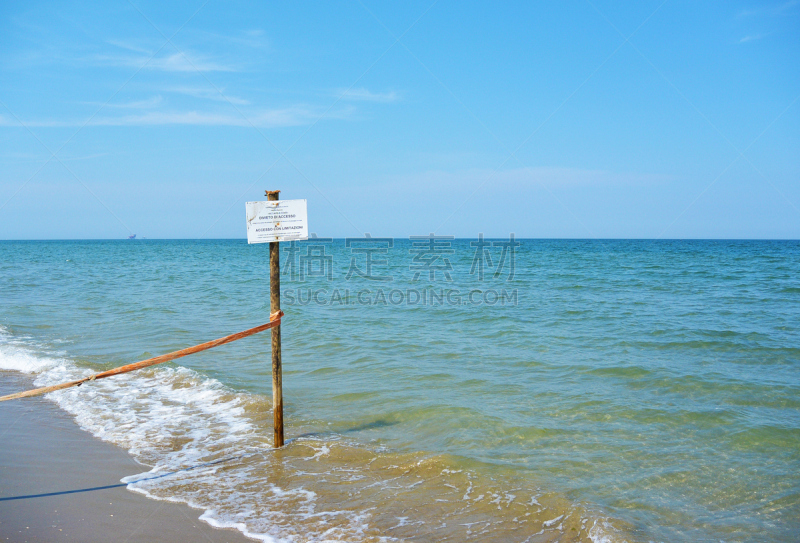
[{"xmin": 1, "ymin": 239, "xmax": 798, "ymax": 542}]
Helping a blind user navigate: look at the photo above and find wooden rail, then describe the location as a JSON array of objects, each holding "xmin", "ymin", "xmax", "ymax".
[{"xmin": 0, "ymin": 311, "xmax": 284, "ymax": 403}]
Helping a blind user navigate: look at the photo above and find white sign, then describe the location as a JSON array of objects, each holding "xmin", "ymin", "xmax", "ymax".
[{"xmin": 245, "ymin": 199, "xmax": 308, "ymax": 244}]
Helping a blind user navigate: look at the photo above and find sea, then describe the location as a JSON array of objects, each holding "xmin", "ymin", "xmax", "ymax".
[{"xmin": 1, "ymin": 239, "xmax": 798, "ymax": 542}]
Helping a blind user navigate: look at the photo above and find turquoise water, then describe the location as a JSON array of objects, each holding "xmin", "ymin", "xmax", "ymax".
[{"xmin": 1, "ymin": 239, "xmax": 799, "ymax": 542}]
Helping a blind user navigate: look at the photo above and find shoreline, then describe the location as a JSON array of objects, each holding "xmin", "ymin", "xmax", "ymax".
[{"xmin": 0, "ymin": 371, "xmax": 254, "ymax": 543}]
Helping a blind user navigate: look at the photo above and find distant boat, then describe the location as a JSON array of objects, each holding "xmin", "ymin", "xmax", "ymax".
[{"xmin": 128, "ymin": 234, "xmax": 136, "ymax": 239}]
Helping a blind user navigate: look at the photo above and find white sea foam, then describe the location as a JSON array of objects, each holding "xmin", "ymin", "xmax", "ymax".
[
  {"xmin": 0, "ymin": 334, "xmax": 58, "ymax": 373},
  {"xmin": 587, "ymin": 518, "xmax": 625, "ymax": 543},
  {"xmin": 0, "ymin": 331, "xmax": 380, "ymax": 542},
  {"xmin": 308, "ymin": 444, "xmax": 331, "ymax": 461},
  {"xmin": 543, "ymin": 514, "xmax": 564, "ymax": 527}
]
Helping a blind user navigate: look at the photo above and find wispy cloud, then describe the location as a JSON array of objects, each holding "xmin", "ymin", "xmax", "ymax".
[
  {"xmin": 738, "ymin": 0, "xmax": 799, "ymax": 17},
  {"xmin": 380, "ymin": 167, "xmax": 672, "ymax": 193},
  {"xmin": 81, "ymin": 96, "xmax": 164, "ymax": 109},
  {"xmin": 739, "ymin": 34, "xmax": 765, "ymax": 43},
  {"xmin": 168, "ymin": 87, "xmax": 250, "ymax": 105},
  {"xmin": 190, "ymin": 28, "xmax": 269, "ymax": 49},
  {"xmin": 89, "ymin": 110, "xmax": 305, "ymax": 127},
  {"xmin": 337, "ymin": 88, "xmax": 400, "ymax": 103},
  {"xmin": 105, "ymin": 39, "xmax": 152, "ymax": 54},
  {"xmin": 775, "ymin": 0, "xmax": 800, "ymax": 12},
  {"xmin": 0, "ymin": 107, "xmax": 353, "ymax": 128},
  {"xmin": 0, "ymin": 151, "xmax": 109, "ymax": 163},
  {"xmin": 93, "ymin": 51, "xmax": 236, "ymax": 72}
]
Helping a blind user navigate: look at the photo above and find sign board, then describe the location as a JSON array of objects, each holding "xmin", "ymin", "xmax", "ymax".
[{"xmin": 245, "ymin": 199, "xmax": 308, "ymax": 244}]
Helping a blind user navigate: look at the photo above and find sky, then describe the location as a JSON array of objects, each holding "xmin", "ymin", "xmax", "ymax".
[{"xmin": 0, "ymin": 0, "xmax": 798, "ymax": 239}]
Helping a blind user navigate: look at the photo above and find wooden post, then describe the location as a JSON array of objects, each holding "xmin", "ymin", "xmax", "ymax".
[{"xmin": 266, "ymin": 189, "xmax": 284, "ymax": 448}]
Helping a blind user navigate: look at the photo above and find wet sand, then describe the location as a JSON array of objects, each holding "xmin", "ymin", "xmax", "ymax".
[{"xmin": 0, "ymin": 372, "xmax": 253, "ymax": 543}]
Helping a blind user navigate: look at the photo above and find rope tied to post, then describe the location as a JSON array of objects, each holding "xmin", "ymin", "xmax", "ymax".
[{"xmin": 0, "ymin": 311, "xmax": 284, "ymax": 403}]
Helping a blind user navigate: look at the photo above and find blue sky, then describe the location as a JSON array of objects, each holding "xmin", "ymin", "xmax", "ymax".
[{"xmin": 1, "ymin": 0, "xmax": 798, "ymax": 239}]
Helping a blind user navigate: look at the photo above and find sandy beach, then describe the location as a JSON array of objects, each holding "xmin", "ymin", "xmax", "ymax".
[{"xmin": 0, "ymin": 371, "xmax": 252, "ymax": 543}]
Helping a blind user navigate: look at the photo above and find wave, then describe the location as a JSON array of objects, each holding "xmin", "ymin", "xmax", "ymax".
[{"xmin": 0, "ymin": 329, "xmax": 628, "ymax": 542}]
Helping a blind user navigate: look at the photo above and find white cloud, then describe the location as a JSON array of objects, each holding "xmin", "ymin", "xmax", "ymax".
[
  {"xmin": 167, "ymin": 87, "xmax": 250, "ymax": 105},
  {"xmin": 82, "ymin": 96, "xmax": 164, "ymax": 109},
  {"xmin": 0, "ymin": 151, "xmax": 109, "ymax": 163},
  {"xmin": 90, "ymin": 109, "xmax": 308, "ymax": 127},
  {"xmin": 737, "ymin": 0, "xmax": 799, "ymax": 17},
  {"xmin": 190, "ymin": 29, "xmax": 269, "ymax": 49},
  {"xmin": 105, "ymin": 39, "xmax": 151, "ymax": 54},
  {"xmin": 93, "ymin": 51, "xmax": 235, "ymax": 72},
  {"xmin": 739, "ymin": 34, "xmax": 764, "ymax": 43},
  {"xmin": 0, "ymin": 107, "xmax": 350, "ymax": 128},
  {"xmin": 337, "ymin": 88, "xmax": 400, "ymax": 103},
  {"xmin": 776, "ymin": 0, "xmax": 800, "ymax": 12},
  {"xmin": 377, "ymin": 167, "xmax": 672, "ymax": 194}
]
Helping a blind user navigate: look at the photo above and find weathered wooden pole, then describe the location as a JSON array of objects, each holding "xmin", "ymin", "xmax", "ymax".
[{"xmin": 266, "ymin": 189, "xmax": 284, "ymax": 448}]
